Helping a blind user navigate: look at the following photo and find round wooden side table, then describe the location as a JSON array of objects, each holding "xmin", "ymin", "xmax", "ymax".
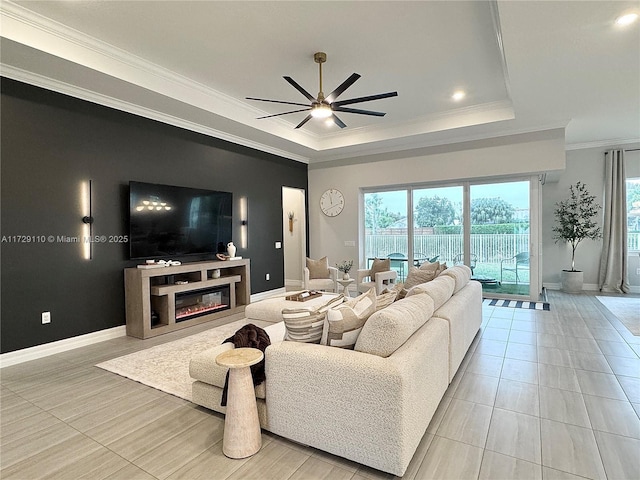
[{"xmin": 215, "ymin": 347, "xmax": 264, "ymax": 458}]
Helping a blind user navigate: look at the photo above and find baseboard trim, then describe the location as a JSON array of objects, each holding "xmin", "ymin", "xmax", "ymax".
[
  {"xmin": 0, "ymin": 326, "xmax": 127, "ymax": 368},
  {"xmin": 542, "ymin": 282, "xmax": 639, "ymax": 293},
  {"xmin": 1, "ymin": 290, "xmax": 288, "ymax": 368}
]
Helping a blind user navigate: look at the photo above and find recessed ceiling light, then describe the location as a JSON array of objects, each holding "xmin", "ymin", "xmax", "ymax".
[
  {"xmin": 615, "ymin": 13, "xmax": 638, "ymax": 26},
  {"xmin": 452, "ymin": 91, "xmax": 466, "ymax": 101}
]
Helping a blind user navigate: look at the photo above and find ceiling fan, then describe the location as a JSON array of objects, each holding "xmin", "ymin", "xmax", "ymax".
[{"xmin": 246, "ymin": 52, "xmax": 398, "ymax": 129}]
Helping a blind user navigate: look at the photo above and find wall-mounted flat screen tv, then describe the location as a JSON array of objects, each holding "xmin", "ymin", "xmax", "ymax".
[{"xmin": 129, "ymin": 181, "xmax": 232, "ymax": 259}]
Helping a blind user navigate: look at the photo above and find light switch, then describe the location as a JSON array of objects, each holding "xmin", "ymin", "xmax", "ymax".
[{"xmin": 275, "ymin": 242, "xmax": 282, "ymax": 249}]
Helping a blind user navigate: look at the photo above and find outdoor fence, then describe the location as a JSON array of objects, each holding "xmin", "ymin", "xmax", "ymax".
[
  {"xmin": 366, "ymin": 232, "xmax": 640, "ymax": 266},
  {"xmin": 365, "ymin": 233, "xmax": 530, "ymax": 263}
]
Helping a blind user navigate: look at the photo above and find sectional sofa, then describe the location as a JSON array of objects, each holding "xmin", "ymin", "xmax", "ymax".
[{"xmin": 189, "ymin": 265, "xmax": 482, "ymax": 476}]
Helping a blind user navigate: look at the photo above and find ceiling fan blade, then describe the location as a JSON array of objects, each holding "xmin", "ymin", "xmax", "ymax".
[
  {"xmin": 246, "ymin": 97, "xmax": 310, "ymax": 107},
  {"xmin": 325, "ymin": 73, "xmax": 361, "ymax": 104},
  {"xmin": 283, "ymin": 76, "xmax": 316, "ymax": 102},
  {"xmin": 257, "ymin": 108, "xmax": 311, "ymax": 119},
  {"xmin": 331, "ymin": 114, "xmax": 347, "ymax": 129},
  {"xmin": 332, "ymin": 91, "xmax": 398, "ymax": 107},
  {"xmin": 333, "ymin": 106, "xmax": 386, "ymax": 117},
  {"xmin": 295, "ymin": 114, "xmax": 313, "ymax": 129}
]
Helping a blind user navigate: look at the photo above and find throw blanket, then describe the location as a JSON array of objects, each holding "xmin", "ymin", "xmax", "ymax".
[{"xmin": 220, "ymin": 323, "xmax": 271, "ymax": 406}]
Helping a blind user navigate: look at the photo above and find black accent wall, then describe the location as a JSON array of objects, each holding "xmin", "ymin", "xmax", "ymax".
[{"xmin": 1, "ymin": 78, "xmax": 308, "ymax": 354}]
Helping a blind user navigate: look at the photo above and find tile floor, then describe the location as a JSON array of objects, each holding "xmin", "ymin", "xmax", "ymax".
[{"xmin": 1, "ymin": 291, "xmax": 639, "ymax": 479}]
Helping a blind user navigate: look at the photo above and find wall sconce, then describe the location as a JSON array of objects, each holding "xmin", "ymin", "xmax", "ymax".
[
  {"xmin": 240, "ymin": 196, "xmax": 248, "ymax": 249},
  {"xmin": 81, "ymin": 179, "xmax": 93, "ymax": 260},
  {"xmin": 288, "ymin": 211, "xmax": 294, "ymax": 233}
]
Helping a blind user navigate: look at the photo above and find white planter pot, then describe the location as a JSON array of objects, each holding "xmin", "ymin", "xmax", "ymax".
[{"xmin": 561, "ymin": 270, "xmax": 584, "ymax": 293}]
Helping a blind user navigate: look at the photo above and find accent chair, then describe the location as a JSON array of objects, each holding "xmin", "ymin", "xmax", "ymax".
[
  {"xmin": 357, "ymin": 257, "xmax": 398, "ymax": 294},
  {"xmin": 304, "ymin": 256, "xmax": 338, "ymax": 292}
]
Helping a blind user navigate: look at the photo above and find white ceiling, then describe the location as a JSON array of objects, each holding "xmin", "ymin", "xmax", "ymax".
[{"xmin": 1, "ymin": 1, "xmax": 638, "ymax": 164}]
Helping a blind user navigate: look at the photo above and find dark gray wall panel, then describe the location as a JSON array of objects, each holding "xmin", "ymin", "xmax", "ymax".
[{"xmin": 1, "ymin": 78, "xmax": 307, "ymax": 353}]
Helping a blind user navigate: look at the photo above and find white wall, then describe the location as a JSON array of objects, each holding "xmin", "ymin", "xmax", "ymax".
[
  {"xmin": 308, "ymin": 129, "xmax": 566, "ymax": 273},
  {"xmin": 542, "ymin": 144, "xmax": 640, "ymax": 290}
]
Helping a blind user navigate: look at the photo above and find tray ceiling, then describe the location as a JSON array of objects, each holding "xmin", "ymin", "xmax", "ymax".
[{"xmin": 1, "ymin": 1, "xmax": 638, "ymax": 163}]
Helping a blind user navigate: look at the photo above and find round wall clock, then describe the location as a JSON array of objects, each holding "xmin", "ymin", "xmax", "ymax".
[{"xmin": 320, "ymin": 188, "xmax": 345, "ymax": 217}]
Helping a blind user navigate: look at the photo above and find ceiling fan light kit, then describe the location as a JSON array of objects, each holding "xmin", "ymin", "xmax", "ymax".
[{"xmin": 247, "ymin": 52, "xmax": 398, "ymax": 129}]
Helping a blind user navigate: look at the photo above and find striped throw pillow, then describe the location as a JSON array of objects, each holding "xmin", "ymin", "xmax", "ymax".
[
  {"xmin": 282, "ymin": 294, "xmax": 344, "ymax": 343},
  {"xmin": 321, "ymin": 288, "xmax": 377, "ymax": 348}
]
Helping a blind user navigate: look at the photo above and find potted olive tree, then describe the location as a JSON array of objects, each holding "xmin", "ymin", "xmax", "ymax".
[{"xmin": 552, "ymin": 181, "xmax": 602, "ymax": 292}]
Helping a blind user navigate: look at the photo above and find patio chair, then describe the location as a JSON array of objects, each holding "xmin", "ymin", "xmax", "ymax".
[
  {"xmin": 387, "ymin": 253, "xmax": 407, "ymax": 281},
  {"xmin": 500, "ymin": 252, "xmax": 529, "ymax": 285},
  {"xmin": 453, "ymin": 253, "xmax": 476, "ymax": 275},
  {"xmin": 412, "ymin": 254, "xmax": 439, "ymax": 266}
]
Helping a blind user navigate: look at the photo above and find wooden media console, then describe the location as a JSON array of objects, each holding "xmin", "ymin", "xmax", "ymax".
[{"xmin": 124, "ymin": 259, "xmax": 251, "ymax": 339}]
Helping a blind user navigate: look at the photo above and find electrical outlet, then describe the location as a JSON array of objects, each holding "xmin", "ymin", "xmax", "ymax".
[
  {"xmin": 41, "ymin": 311, "xmax": 51, "ymax": 324},
  {"xmin": 344, "ymin": 240, "xmax": 356, "ymax": 247},
  {"xmin": 275, "ymin": 242, "xmax": 282, "ymax": 249},
  {"xmin": 636, "ymin": 268, "xmax": 640, "ymax": 276},
  {"xmin": 266, "ymin": 273, "xmax": 270, "ymax": 280}
]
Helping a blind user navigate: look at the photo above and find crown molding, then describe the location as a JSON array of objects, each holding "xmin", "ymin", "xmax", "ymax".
[
  {"xmin": 565, "ymin": 137, "xmax": 640, "ymax": 151},
  {"xmin": 1, "ymin": 64, "xmax": 311, "ymax": 164},
  {"xmin": 0, "ymin": 1, "xmax": 320, "ymax": 150}
]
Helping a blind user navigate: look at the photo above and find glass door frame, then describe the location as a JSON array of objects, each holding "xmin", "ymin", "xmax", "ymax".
[{"xmin": 361, "ymin": 175, "xmax": 541, "ymax": 301}]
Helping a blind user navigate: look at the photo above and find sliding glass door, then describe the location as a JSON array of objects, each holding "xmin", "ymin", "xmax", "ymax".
[
  {"xmin": 470, "ymin": 181, "xmax": 531, "ymax": 297},
  {"xmin": 412, "ymin": 186, "xmax": 464, "ymax": 269},
  {"xmin": 363, "ymin": 178, "xmax": 539, "ymax": 300},
  {"xmin": 364, "ymin": 190, "xmax": 408, "ymax": 280}
]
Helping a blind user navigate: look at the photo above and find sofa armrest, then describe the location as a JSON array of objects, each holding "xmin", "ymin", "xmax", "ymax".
[
  {"xmin": 303, "ymin": 267, "xmax": 311, "ymax": 289},
  {"xmin": 328, "ymin": 266, "xmax": 339, "ymax": 291},
  {"xmin": 356, "ymin": 268, "xmax": 371, "ymax": 283}
]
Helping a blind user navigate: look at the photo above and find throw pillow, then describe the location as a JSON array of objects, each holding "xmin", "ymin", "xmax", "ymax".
[
  {"xmin": 306, "ymin": 256, "xmax": 330, "ymax": 279},
  {"xmin": 375, "ymin": 290, "xmax": 398, "ymax": 311},
  {"xmin": 321, "ymin": 288, "xmax": 377, "ymax": 348},
  {"xmin": 403, "ymin": 265, "xmax": 439, "ymax": 290},
  {"xmin": 282, "ymin": 294, "xmax": 344, "ymax": 343},
  {"xmin": 436, "ymin": 262, "xmax": 448, "ymax": 276},
  {"xmin": 369, "ymin": 257, "xmax": 391, "ymax": 278},
  {"xmin": 383, "ymin": 282, "xmax": 408, "ymax": 300}
]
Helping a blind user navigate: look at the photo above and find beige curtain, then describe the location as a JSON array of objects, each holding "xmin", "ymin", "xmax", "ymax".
[{"xmin": 598, "ymin": 149, "xmax": 629, "ymax": 293}]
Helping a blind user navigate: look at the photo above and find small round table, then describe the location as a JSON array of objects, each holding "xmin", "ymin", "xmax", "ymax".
[
  {"xmin": 215, "ymin": 347, "xmax": 264, "ymax": 458},
  {"xmin": 337, "ymin": 278, "xmax": 355, "ymax": 297}
]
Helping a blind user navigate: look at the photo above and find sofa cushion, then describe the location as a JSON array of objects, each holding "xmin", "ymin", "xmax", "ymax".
[
  {"xmin": 321, "ymin": 288, "xmax": 376, "ymax": 348},
  {"xmin": 306, "ymin": 256, "xmax": 330, "ymax": 279},
  {"xmin": 406, "ymin": 275, "xmax": 455, "ymax": 310},
  {"xmin": 355, "ymin": 293, "xmax": 435, "ymax": 357},
  {"xmin": 440, "ymin": 265, "xmax": 472, "ymax": 293},
  {"xmin": 282, "ymin": 294, "xmax": 345, "ymax": 343}
]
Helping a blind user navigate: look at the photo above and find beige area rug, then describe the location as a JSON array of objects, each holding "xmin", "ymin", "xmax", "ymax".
[
  {"xmin": 596, "ymin": 296, "xmax": 640, "ymax": 336},
  {"xmin": 96, "ymin": 319, "xmax": 252, "ymax": 401}
]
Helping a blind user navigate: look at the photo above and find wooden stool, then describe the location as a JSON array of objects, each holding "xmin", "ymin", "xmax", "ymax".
[{"xmin": 215, "ymin": 347, "xmax": 264, "ymax": 458}]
